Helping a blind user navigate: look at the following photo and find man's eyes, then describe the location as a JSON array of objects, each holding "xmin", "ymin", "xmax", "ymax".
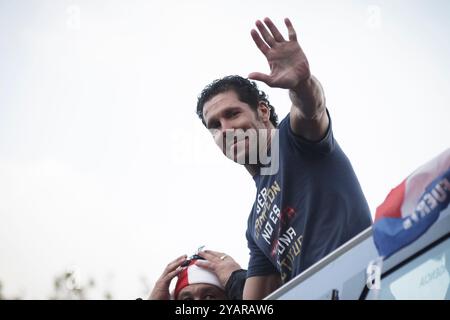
[
  {"xmin": 208, "ymin": 111, "xmax": 240, "ymax": 129},
  {"xmin": 228, "ymin": 110, "xmax": 240, "ymax": 117}
]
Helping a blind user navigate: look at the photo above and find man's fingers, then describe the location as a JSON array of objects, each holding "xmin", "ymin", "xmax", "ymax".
[
  {"xmin": 166, "ymin": 266, "xmax": 183, "ymax": 280},
  {"xmin": 197, "ymin": 250, "xmax": 215, "ymax": 260},
  {"xmin": 198, "ymin": 250, "xmax": 226, "ymax": 263},
  {"xmin": 284, "ymin": 17, "xmax": 297, "ymax": 42},
  {"xmin": 160, "ymin": 266, "xmax": 183, "ymax": 284},
  {"xmin": 264, "ymin": 17, "xmax": 285, "ymax": 42},
  {"xmin": 255, "ymin": 20, "xmax": 276, "ymax": 47},
  {"xmin": 202, "ymin": 250, "xmax": 223, "ymax": 257},
  {"xmin": 163, "ymin": 254, "xmax": 187, "ymax": 274},
  {"xmin": 248, "ymin": 72, "xmax": 272, "ymax": 86},
  {"xmin": 168, "ymin": 266, "xmax": 183, "ymax": 278},
  {"xmin": 251, "ymin": 29, "xmax": 270, "ymax": 56},
  {"xmin": 195, "ymin": 259, "xmax": 214, "ymax": 271}
]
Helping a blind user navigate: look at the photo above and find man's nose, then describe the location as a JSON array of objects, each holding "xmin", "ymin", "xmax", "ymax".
[
  {"xmin": 220, "ymin": 126, "xmax": 236, "ymax": 144},
  {"xmin": 220, "ymin": 119, "xmax": 233, "ymax": 132}
]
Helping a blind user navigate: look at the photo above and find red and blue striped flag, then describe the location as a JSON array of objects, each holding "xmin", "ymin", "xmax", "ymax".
[{"xmin": 373, "ymin": 149, "xmax": 450, "ymax": 258}]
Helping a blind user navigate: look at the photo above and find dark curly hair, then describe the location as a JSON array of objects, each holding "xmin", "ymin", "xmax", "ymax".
[{"xmin": 196, "ymin": 75, "xmax": 279, "ymax": 127}]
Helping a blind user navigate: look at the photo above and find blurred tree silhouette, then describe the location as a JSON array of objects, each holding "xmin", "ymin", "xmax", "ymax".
[
  {"xmin": 49, "ymin": 270, "xmax": 96, "ymax": 300},
  {"xmin": 0, "ymin": 270, "xmax": 153, "ymax": 299},
  {"xmin": 0, "ymin": 270, "xmax": 114, "ymax": 300}
]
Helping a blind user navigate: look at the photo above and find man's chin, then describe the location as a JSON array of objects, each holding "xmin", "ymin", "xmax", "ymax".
[
  {"xmin": 221, "ymin": 139, "xmax": 261, "ymax": 165},
  {"xmin": 224, "ymin": 151, "xmax": 258, "ymax": 166}
]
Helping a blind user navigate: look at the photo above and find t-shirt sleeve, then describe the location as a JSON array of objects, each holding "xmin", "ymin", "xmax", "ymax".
[
  {"xmin": 246, "ymin": 228, "xmax": 279, "ymax": 278},
  {"xmin": 225, "ymin": 269, "xmax": 246, "ymax": 300},
  {"xmin": 284, "ymin": 108, "xmax": 335, "ymax": 156}
]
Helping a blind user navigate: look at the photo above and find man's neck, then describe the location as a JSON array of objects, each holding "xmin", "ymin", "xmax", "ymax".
[{"xmin": 245, "ymin": 164, "xmax": 259, "ymax": 177}]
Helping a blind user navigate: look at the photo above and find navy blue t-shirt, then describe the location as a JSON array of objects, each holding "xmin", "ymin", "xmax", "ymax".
[{"xmin": 246, "ymin": 110, "xmax": 372, "ymax": 283}]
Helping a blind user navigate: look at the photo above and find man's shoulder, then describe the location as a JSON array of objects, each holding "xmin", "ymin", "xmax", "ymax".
[
  {"xmin": 277, "ymin": 111, "xmax": 335, "ymax": 156},
  {"xmin": 277, "ymin": 113, "xmax": 291, "ymax": 131}
]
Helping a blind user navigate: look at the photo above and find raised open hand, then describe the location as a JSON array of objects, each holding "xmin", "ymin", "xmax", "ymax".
[{"xmin": 249, "ymin": 17, "xmax": 311, "ymax": 90}]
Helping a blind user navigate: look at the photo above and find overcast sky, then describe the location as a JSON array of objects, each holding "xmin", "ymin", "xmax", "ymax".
[{"xmin": 1, "ymin": 0, "xmax": 449, "ymax": 299}]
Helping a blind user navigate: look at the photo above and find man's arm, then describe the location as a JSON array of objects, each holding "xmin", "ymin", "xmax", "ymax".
[
  {"xmin": 289, "ymin": 75, "xmax": 328, "ymax": 141},
  {"xmin": 249, "ymin": 17, "xmax": 328, "ymax": 141},
  {"xmin": 243, "ymin": 274, "xmax": 281, "ymax": 300}
]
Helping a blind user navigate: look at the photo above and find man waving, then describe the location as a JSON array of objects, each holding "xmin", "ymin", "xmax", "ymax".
[{"xmin": 196, "ymin": 17, "xmax": 372, "ymax": 299}]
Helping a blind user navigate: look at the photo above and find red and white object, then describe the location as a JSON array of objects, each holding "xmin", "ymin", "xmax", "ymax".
[{"xmin": 174, "ymin": 259, "xmax": 224, "ymax": 299}]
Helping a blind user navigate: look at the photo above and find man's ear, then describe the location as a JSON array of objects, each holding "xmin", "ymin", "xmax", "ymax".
[{"xmin": 257, "ymin": 102, "xmax": 271, "ymax": 123}]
